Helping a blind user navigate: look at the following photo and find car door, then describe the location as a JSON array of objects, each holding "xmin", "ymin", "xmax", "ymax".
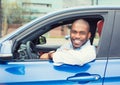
[
  {"xmin": 0, "ymin": 7, "xmax": 115, "ymax": 85},
  {"xmin": 103, "ymin": 10, "xmax": 120, "ymax": 85},
  {"xmin": 0, "ymin": 60, "xmax": 106, "ymax": 85}
]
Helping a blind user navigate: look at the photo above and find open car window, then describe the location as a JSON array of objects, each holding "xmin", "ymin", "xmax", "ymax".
[
  {"xmin": 13, "ymin": 14, "xmax": 105, "ymax": 61},
  {"xmin": 42, "ymin": 19, "xmax": 104, "ymax": 51},
  {"xmin": 43, "ymin": 25, "xmax": 71, "ymax": 45}
]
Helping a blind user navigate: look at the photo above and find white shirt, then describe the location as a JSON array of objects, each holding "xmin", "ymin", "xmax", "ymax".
[{"xmin": 52, "ymin": 40, "xmax": 96, "ymax": 66}]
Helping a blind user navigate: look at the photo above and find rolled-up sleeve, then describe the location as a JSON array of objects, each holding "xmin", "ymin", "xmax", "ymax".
[{"xmin": 52, "ymin": 46, "xmax": 96, "ymax": 66}]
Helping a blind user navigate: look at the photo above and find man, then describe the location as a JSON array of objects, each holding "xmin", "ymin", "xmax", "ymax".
[{"xmin": 40, "ymin": 19, "xmax": 96, "ymax": 66}]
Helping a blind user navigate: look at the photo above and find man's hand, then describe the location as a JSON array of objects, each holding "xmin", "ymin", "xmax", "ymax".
[
  {"xmin": 40, "ymin": 51, "xmax": 55, "ymax": 60},
  {"xmin": 48, "ymin": 51, "xmax": 55, "ymax": 59},
  {"xmin": 40, "ymin": 53, "xmax": 49, "ymax": 60}
]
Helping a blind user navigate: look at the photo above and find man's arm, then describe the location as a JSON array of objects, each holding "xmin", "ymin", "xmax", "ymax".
[{"xmin": 52, "ymin": 46, "xmax": 96, "ymax": 66}]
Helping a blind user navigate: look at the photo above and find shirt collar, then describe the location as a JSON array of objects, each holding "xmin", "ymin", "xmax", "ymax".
[{"xmin": 70, "ymin": 40, "xmax": 91, "ymax": 50}]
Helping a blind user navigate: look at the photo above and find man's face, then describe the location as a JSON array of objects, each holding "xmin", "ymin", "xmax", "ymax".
[{"xmin": 70, "ymin": 22, "xmax": 91, "ymax": 49}]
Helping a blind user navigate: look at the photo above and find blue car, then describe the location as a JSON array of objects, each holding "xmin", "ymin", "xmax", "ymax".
[{"xmin": 0, "ymin": 6, "xmax": 120, "ymax": 85}]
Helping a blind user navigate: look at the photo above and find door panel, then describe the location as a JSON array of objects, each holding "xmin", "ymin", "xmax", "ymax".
[
  {"xmin": 104, "ymin": 59, "xmax": 120, "ymax": 85},
  {"xmin": 103, "ymin": 11, "xmax": 120, "ymax": 85},
  {"xmin": 0, "ymin": 59, "xmax": 106, "ymax": 85}
]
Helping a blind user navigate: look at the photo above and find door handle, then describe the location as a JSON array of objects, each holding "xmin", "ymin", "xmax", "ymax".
[{"xmin": 67, "ymin": 73, "xmax": 101, "ymax": 83}]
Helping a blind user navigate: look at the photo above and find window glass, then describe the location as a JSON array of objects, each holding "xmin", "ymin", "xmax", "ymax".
[
  {"xmin": 43, "ymin": 25, "xmax": 71, "ymax": 46},
  {"xmin": 43, "ymin": 19, "xmax": 104, "ymax": 48}
]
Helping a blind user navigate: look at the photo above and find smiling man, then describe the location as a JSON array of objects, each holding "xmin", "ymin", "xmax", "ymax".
[{"xmin": 41, "ymin": 19, "xmax": 96, "ymax": 66}]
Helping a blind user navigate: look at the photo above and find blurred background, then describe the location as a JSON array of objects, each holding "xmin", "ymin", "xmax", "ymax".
[{"xmin": 0, "ymin": 0, "xmax": 120, "ymax": 38}]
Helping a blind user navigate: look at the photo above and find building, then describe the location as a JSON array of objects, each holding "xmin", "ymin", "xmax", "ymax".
[
  {"xmin": 21, "ymin": 0, "xmax": 63, "ymax": 22},
  {"xmin": 2, "ymin": 0, "xmax": 120, "ymax": 36}
]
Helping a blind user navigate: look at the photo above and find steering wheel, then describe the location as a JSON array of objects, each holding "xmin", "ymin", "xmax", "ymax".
[{"xmin": 26, "ymin": 41, "xmax": 39, "ymax": 59}]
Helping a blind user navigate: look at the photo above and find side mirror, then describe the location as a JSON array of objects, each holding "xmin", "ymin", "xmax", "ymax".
[
  {"xmin": 39, "ymin": 36, "xmax": 46, "ymax": 44},
  {"xmin": 0, "ymin": 54, "xmax": 12, "ymax": 63}
]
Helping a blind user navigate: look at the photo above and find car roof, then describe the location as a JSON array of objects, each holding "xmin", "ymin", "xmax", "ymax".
[{"xmin": 47, "ymin": 6, "xmax": 120, "ymax": 15}]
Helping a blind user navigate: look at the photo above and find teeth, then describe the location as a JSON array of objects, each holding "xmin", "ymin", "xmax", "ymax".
[{"xmin": 74, "ymin": 40, "xmax": 81, "ymax": 43}]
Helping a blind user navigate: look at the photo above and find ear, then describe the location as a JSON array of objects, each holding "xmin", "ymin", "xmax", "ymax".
[{"xmin": 88, "ymin": 32, "xmax": 91, "ymax": 39}]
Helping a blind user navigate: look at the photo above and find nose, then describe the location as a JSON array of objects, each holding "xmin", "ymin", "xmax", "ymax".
[{"xmin": 75, "ymin": 33, "xmax": 81, "ymax": 39}]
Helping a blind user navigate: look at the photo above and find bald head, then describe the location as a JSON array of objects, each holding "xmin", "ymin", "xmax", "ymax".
[{"xmin": 72, "ymin": 19, "xmax": 90, "ymax": 32}]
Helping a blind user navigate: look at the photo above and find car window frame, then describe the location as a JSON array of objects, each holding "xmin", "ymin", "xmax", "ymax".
[{"xmin": 11, "ymin": 10, "xmax": 112, "ymax": 60}]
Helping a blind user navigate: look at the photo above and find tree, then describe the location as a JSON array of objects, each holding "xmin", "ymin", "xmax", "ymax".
[
  {"xmin": 8, "ymin": 6, "xmax": 23, "ymax": 24},
  {"xmin": 2, "ymin": 0, "xmax": 24, "ymax": 36}
]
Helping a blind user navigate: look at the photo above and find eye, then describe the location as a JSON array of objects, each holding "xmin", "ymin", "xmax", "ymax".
[
  {"xmin": 79, "ymin": 31, "xmax": 86, "ymax": 35},
  {"xmin": 71, "ymin": 30, "xmax": 77, "ymax": 34}
]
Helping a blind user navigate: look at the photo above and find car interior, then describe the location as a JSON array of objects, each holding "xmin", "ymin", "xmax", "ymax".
[{"xmin": 12, "ymin": 15, "xmax": 104, "ymax": 61}]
